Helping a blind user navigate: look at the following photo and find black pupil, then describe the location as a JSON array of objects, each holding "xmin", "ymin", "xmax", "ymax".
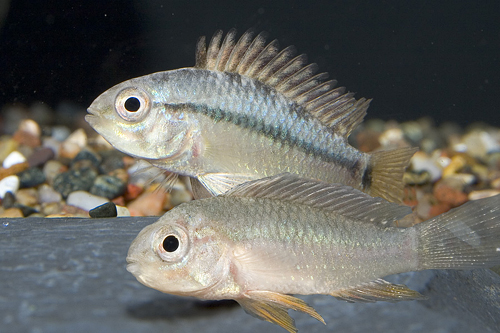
[
  {"xmin": 163, "ymin": 235, "xmax": 179, "ymax": 252},
  {"xmin": 124, "ymin": 97, "xmax": 141, "ymax": 112}
]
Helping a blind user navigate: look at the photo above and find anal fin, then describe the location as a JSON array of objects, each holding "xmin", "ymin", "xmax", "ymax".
[
  {"xmin": 331, "ymin": 279, "xmax": 427, "ymax": 303},
  {"xmin": 236, "ymin": 290, "xmax": 325, "ymax": 333}
]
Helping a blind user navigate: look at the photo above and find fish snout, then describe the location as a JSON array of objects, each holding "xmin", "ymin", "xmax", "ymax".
[{"xmin": 126, "ymin": 262, "xmax": 140, "ymax": 276}]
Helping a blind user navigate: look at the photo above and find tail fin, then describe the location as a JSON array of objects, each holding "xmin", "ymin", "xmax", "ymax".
[
  {"xmin": 368, "ymin": 147, "xmax": 417, "ymax": 203},
  {"xmin": 416, "ymin": 194, "xmax": 500, "ymax": 270}
]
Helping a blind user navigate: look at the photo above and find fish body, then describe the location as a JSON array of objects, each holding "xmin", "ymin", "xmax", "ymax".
[
  {"xmin": 86, "ymin": 30, "xmax": 415, "ymax": 202},
  {"xmin": 126, "ymin": 174, "xmax": 500, "ymax": 332}
]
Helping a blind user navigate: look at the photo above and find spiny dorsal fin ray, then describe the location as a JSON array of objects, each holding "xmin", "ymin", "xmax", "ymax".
[
  {"xmin": 235, "ymin": 31, "xmax": 269, "ymax": 74},
  {"xmin": 236, "ymin": 290, "xmax": 325, "ymax": 333},
  {"xmin": 215, "ymin": 28, "xmax": 237, "ymax": 71},
  {"xmin": 225, "ymin": 173, "xmax": 412, "ymax": 226},
  {"xmin": 331, "ymin": 279, "xmax": 427, "ymax": 303},
  {"xmin": 195, "ymin": 36, "xmax": 207, "ymax": 68},
  {"xmin": 196, "ymin": 29, "xmax": 368, "ymax": 137},
  {"xmin": 277, "ymin": 63, "xmax": 319, "ymax": 94},
  {"xmin": 206, "ymin": 30, "xmax": 223, "ymax": 70},
  {"xmin": 226, "ymin": 30, "xmax": 255, "ymax": 72},
  {"xmin": 245, "ymin": 38, "xmax": 280, "ymax": 78}
]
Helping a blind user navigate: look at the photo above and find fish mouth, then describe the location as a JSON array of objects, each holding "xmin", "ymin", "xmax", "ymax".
[
  {"xmin": 84, "ymin": 114, "xmax": 98, "ymax": 128},
  {"xmin": 126, "ymin": 260, "xmax": 139, "ymax": 275},
  {"xmin": 126, "ymin": 261, "xmax": 151, "ymax": 287},
  {"xmin": 86, "ymin": 104, "xmax": 99, "ymax": 115},
  {"xmin": 126, "ymin": 255, "xmax": 137, "ymax": 265}
]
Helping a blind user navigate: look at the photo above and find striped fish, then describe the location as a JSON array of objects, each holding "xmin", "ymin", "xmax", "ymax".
[{"xmin": 86, "ymin": 29, "xmax": 416, "ymax": 202}]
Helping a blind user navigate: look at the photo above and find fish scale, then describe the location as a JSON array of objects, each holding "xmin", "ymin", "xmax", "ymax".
[
  {"xmin": 86, "ymin": 29, "xmax": 415, "ymax": 202},
  {"xmin": 171, "ymin": 69, "xmax": 328, "ymax": 150}
]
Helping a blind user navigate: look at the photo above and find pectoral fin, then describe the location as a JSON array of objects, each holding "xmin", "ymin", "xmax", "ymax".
[
  {"xmin": 236, "ymin": 290, "xmax": 325, "ymax": 333},
  {"xmin": 198, "ymin": 172, "xmax": 257, "ymax": 196},
  {"xmin": 331, "ymin": 279, "xmax": 427, "ymax": 303}
]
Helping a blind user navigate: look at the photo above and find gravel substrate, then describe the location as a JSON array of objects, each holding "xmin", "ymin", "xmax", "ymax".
[
  {"xmin": 0, "ymin": 103, "xmax": 499, "ymax": 221},
  {"xmin": 1, "ymin": 103, "xmax": 500, "ymax": 333}
]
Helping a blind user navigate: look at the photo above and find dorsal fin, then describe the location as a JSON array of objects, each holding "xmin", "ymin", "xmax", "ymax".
[
  {"xmin": 195, "ymin": 30, "xmax": 369, "ymax": 137},
  {"xmin": 224, "ymin": 173, "xmax": 412, "ymax": 227}
]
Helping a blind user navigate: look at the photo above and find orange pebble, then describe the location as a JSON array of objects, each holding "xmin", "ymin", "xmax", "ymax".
[
  {"xmin": 128, "ymin": 190, "xmax": 166, "ymax": 216},
  {"xmin": 124, "ymin": 183, "xmax": 143, "ymax": 201},
  {"xmin": 402, "ymin": 187, "xmax": 418, "ymax": 207},
  {"xmin": 12, "ymin": 131, "xmax": 41, "ymax": 148},
  {"xmin": 112, "ymin": 196, "xmax": 125, "ymax": 206},
  {"xmin": 428, "ymin": 202, "xmax": 452, "ymax": 218},
  {"xmin": 0, "ymin": 161, "xmax": 29, "ymax": 180},
  {"xmin": 433, "ymin": 181, "xmax": 468, "ymax": 207},
  {"xmin": 122, "ymin": 156, "xmax": 136, "ymax": 168}
]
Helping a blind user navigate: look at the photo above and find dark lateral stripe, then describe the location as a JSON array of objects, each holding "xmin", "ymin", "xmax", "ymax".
[
  {"xmin": 169, "ymin": 102, "xmax": 359, "ymax": 169},
  {"xmin": 361, "ymin": 164, "xmax": 373, "ymax": 190}
]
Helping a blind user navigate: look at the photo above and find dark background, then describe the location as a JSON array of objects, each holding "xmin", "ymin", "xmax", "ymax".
[{"xmin": 0, "ymin": 0, "xmax": 499, "ymax": 126}]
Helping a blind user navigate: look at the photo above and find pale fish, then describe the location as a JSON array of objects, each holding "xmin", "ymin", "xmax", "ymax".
[
  {"xmin": 86, "ymin": 29, "xmax": 416, "ymax": 203},
  {"xmin": 126, "ymin": 174, "xmax": 500, "ymax": 332}
]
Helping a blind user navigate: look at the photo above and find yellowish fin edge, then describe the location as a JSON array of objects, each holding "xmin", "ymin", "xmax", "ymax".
[
  {"xmin": 368, "ymin": 147, "xmax": 418, "ymax": 203},
  {"xmin": 236, "ymin": 290, "xmax": 325, "ymax": 333}
]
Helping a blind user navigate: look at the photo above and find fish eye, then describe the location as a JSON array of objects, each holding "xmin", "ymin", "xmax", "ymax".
[
  {"xmin": 155, "ymin": 225, "xmax": 189, "ymax": 263},
  {"xmin": 163, "ymin": 235, "xmax": 179, "ymax": 252},
  {"xmin": 124, "ymin": 97, "xmax": 141, "ymax": 112},
  {"xmin": 115, "ymin": 87, "xmax": 151, "ymax": 122}
]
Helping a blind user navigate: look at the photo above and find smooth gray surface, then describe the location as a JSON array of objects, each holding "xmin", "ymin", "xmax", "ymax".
[{"xmin": 1, "ymin": 217, "xmax": 499, "ymax": 333}]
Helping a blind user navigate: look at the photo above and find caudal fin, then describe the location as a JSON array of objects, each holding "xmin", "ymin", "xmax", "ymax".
[
  {"xmin": 416, "ymin": 194, "xmax": 500, "ymax": 270},
  {"xmin": 368, "ymin": 147, "xmax": 417, "ymax": 203}
]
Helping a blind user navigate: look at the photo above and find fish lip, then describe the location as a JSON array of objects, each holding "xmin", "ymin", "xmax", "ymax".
[
  {"xmin": 126, "ymin": 255, "xmax": 137, "ymax": 265},
  {"xmin": 86, "ymin": 106, "xmax": 96, "ymax": 115},
  {"xmin": 126, "ymin": 260, "xmax": 139, "ymax": 275}
]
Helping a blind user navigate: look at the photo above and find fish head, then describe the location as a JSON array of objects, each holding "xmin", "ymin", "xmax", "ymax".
[
  {"xmin": 126, "ymin": 207, "xmax": 229, "ymax": 297},
  {"xmin": 86, "ymin": 74, "xmax": 199, "ymax": 164}
]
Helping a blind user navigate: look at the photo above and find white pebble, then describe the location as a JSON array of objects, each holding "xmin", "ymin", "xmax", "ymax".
[
  {"xmin": 0, "ymin": 175, "xmax": 20, "ymax": 198},
  {"xmin": 66, "ymin": 191, "xmax": 109, "ymax": 211},
  {"xmin": 379, "ymin": 128, "xmax": 404, "ymax": 148},
  {"xmin": 410, "ymin": 152, "xmax": 442, "ymax": 182},
  {"xmin": 60, "ymin": 129, "xmax": 87, "ymax": 159},
  {"xmin": 468, "ymin": 189, "xmax": 500, "ymax": 201},
  {"xmin": 2, "ymin": 151, "xmax": 26, "ymax": 168},
  {"xmin": 116, "ymin": 206, "xmax": 131, "ymax": 217},
  {"xmin": 462, "ymin": 131, "xmax": 500, "ymax": 159},
  {"xmin": 38, "ymin": 184, "xmax": 63, "ymax": 203},
  {"xmin": 43, "ymin": 160, "xmax": 64, "ymax": 185},
  {"xmin": 64, "ymin": 128, "xmax": 87, "ymax": 147},
  {"xmin": 18, "ymin": 119, "xmax": 41, "ymax": 137}
]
